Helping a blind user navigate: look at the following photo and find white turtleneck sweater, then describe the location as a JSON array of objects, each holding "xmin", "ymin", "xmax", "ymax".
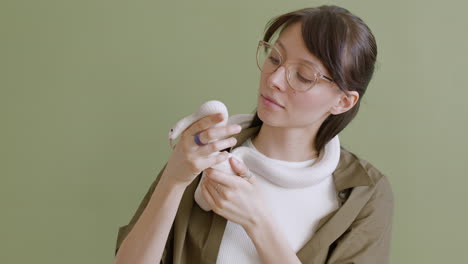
[{"xmin": 215, "ymin": 135, "xmax": 341, "ymax": 264}]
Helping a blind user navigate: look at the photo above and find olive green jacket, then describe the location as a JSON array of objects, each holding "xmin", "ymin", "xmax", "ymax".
[{"xmin": 115, "ymin": 125, "xmax": 394, "ymax": 263}]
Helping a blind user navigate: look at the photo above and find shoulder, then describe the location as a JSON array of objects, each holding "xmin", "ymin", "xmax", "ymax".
[
  {"xmin": 342, "ymin": 148, "xmax": 394, "ymax": 216},
  {"xmin": 341, "ymin": 146, "xmax": 394, "ymax": 205},
  {"xmin": 361, "ymin": 155, "xmax": 394, "ymax": 205}
]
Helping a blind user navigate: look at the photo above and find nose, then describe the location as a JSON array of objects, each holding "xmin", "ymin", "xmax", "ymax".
[{"xmin": 268, "ymin": 65, "xmax": 289, "ymax": 92}]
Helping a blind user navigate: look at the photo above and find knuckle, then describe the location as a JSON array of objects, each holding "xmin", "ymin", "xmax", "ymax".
[
  {"xmin": 218, "ymin": 153, "xmax": 228, "ymax": 161},
  {"xmin": 189, "ymin": 161, "xmax": 201, "ymax": 173},
  {"xmin": 206, "ymin": 129, "xmax": 216, "ymax": 140},
  {"xmin": 189, "ymin": 164, "xmax": 198, "ymax": 173},
  {"xmin": 213, "ymin": 140, "xmax": 224, "ymax": 150},
  {"xmin": 224, "ymin": 191, "xmax": 233, "ymax": 200},
  {"xmin": 210, "ymin": 143, "xmax": 219, "ymax": 152},
  {"xmin": 232, "ymin": 181, "xmax": 240, "ymax": 190},
  {"xmin": 218, "ymin": 200, "xmax": 227, "ymax": 209}
]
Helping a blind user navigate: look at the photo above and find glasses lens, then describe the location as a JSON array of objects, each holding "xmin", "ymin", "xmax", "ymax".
[
  {"xmin": 288, "ymin": 63, "xmax": 319, "ymax": 92},
  {"xmin": 256, "ymin": 42, "xmax": 281, "ymax": 73},
  {"xmin": 256, "ymin": 41, "xmax": 320, "ymax": 92}
]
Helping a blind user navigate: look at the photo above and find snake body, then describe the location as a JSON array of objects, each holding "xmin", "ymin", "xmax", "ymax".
[{"xmin": 168, "ymin": 100, "xmax": 252, "ymax": 211}]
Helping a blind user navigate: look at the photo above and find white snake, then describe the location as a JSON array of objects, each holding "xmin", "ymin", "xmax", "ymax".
[{"xmin": 168, "ymin": 100, "xmax": 254, "ymax": 211}]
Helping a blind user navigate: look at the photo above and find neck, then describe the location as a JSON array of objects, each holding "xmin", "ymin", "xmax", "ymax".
[{"xmin": 250, "ymin": 123, "xmax": 320, "ymax": 162}]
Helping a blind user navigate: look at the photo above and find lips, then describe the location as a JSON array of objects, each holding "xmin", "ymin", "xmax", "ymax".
[{"xmin": 262, "ymin": 94, "xmax": 284, "ymax": 108}]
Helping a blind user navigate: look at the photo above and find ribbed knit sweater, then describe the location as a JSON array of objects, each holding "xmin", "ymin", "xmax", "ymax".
[{"xmin": 215, "ymin": 135, "xmax": 341, "ymax": 263}]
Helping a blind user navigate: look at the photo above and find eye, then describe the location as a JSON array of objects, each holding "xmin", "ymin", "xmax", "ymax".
[
  {"xmin": 268, "ymin": 56, "xmax": 280, "ymax": 65},
  {"xmin": 296, "ymin": 73, "xmax": 313, "ymax": 83}
]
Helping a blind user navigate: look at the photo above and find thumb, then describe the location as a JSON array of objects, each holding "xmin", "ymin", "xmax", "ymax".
[{"xmin": 229, "ymin": 157, "xmax": 249, "ymax": 177}]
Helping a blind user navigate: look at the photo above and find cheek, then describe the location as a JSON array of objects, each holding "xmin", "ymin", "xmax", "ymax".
[
  {"xmin": 291, "ymin": 90, "xmax": 334, "ymax": 118},
  {"xmin": 294, "ymin": 91, "xmax": 328, "ymax": 110},
  {"xmin": 260, "ymin": 74, "xmax": 267, "ymax": 87}
]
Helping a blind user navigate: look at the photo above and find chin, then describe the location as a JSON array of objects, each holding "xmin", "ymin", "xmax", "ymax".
[{"xmin": 257, "ymin": 107, "xmax": 281, "ymax": 127}]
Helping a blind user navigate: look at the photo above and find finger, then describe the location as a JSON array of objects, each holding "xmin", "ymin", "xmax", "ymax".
[
  {"xmin": 197, "ymin": 124, "xmax": 242, "ymax": 146},
  {"xmin": 186, "ymin": 113, "xmax": 224, "ymax": 137},
  {"xmin": 207, "ymin": 180, "xmax": 226, "ymax": 204},
  {"xmin": 205, "ymin": 179, "xmax": 235, "ymax": 213},
  {"xmin": 202, "ymin": 179, "xmax": 222, "ymax": 210},
  {"xmin": 198, "ymin": 151, "xmax": 230, "ymax": 171},
  {"xmin": 229, "ymin": 157, "xmax": 250, "ymax": 178},
  {"xmin": 197, "ymin": 137, "xmax": 237, "ymax": 156},
  {"xmin": 205, "ymin": 168, "xmax": 236, "ymax": 188}
]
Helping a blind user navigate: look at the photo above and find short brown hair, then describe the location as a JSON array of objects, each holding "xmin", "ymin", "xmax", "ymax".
[{"xmin": 248, "ymin": 5, "xmax": 378, "ymax": 156}]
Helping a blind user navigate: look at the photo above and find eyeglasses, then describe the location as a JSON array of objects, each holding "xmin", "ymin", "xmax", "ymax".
[{"xmin": 256, "ymin": 40, "xmax": 336, "ymax": 93}]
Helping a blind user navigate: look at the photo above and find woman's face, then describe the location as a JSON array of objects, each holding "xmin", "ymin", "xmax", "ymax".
[{"xmin": 257, "ymin": 22, "xmax": 345, "ymax": 129}]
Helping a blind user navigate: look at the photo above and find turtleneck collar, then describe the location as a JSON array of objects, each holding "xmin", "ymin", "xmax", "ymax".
[
  {"xmin": 226, "ymin": 125, "xmax": 375, "ymax": 192},
  {"xmin": 229, "ymin": 131, "xmax": 341, "ymax": 189}
]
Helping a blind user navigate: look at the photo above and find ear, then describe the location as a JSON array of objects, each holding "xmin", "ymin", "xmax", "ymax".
[{"xmin": 329, "ymin": 90, "xmax": 359, "ymax": 115}]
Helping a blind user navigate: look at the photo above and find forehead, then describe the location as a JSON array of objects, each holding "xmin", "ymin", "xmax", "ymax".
[{"xmin": 275, "ymin": 23, "xmax": 330, "ymax": 75}]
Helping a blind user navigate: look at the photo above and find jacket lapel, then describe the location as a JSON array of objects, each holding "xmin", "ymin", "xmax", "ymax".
[{"xmin": 295, "ymin": 145, "xmax": 376, "ymax": 261}]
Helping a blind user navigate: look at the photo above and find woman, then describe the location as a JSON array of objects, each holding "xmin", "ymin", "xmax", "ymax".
[{"xmin": 115, "ymin": 5, "xmax": 394, "ymax": 264}]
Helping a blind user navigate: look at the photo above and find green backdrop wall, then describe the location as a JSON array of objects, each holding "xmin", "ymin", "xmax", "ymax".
[{"xmin": 2, "ymin": 0, "xmax": 467, "ymax": 263}]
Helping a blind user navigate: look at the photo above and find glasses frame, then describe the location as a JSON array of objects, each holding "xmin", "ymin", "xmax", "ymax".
[{"xmin": 256, "ymin": 40, "xmax": 338, "ymax": 93}]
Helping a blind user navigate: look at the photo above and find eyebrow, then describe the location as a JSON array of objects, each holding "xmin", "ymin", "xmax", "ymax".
[{"xmin": 276, "ymin": 40, "xmax": 323, "ymax": 69}]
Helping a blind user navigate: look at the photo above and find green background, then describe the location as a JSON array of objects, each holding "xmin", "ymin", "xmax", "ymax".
[{"xmin": 2, "ymin": 0, "xmax": 467, "ymax": 263}]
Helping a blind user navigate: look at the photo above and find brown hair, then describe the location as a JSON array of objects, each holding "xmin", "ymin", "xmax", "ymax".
[{"xmin": 248, "ymin": 5, "xmax": 378, "ymax": 156}]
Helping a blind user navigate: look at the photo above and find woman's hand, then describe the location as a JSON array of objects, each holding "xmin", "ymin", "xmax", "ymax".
[
  {"xmin": 164, "ymin": 113, "xmax": 242, "ymax": 188},
  {"xmin": 201, "ymin": 156, "xmax": 269, "ymax": 231}
]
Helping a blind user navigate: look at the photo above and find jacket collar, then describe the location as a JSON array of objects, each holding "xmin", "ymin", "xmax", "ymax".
[{"xmin": 228, "ymin": 125, "xmax": 375, "ymax": 192}]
